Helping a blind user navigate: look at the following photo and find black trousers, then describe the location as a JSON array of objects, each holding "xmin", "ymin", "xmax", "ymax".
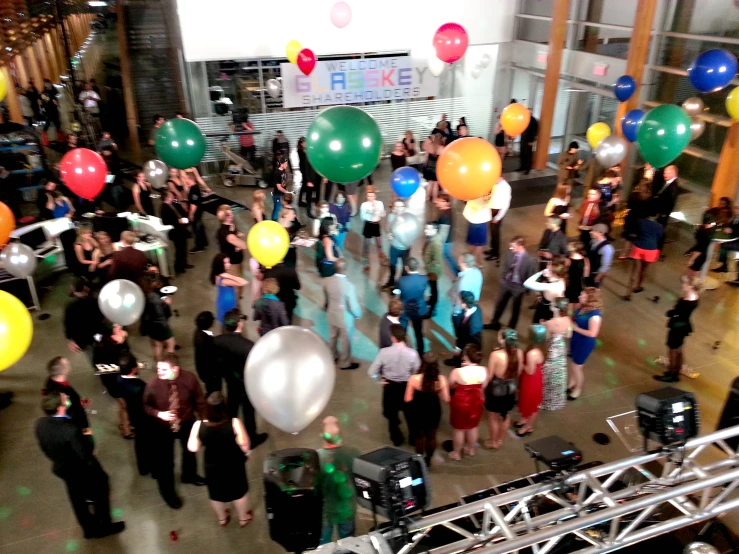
[
  {"xmin": 489, "ymin": 218, "xmax": 503, "ymax": 257},
  {"xmin": 520, "ymin": 142, "xmax": 533, "ymax": 172},
  {"xmin": 191, "ymin": 216, "xmax": 207, "ymax": 251},
  {"xmin": 240, "ymin": 145, "xmax": 256, "ymax": 164},
  {"xmin": 59, "ymin": 461, "xmax": 111, "ymax": 535},
  {"xmin": 299, "ymin": 183, "xmax": 317, "ymax": 209},
  {"xmin": 43, "ymin": 111, "xmax": 61, "ymax": 133},
  {"xmin": 153, "ymin": 420, "xmax": 197, "ymax": 502},
  {"xmin": 284, "ymin": 301, "xmax": 296, "ymax": 324},
  {"xmin": 491, "ymin": 281, "xmax": 526, "ymax": 329},
  {"xmin": 226, "ymin": 378, "xmax": 258, "ymax": 444},
  {"xmin": 170, "ymin": 230, "xmax": 188, "ymax": 273},
  {"xmin": 408, "ymin": 316, "xmax": 424, "ymax": 356},
  {"xmin": 382, "ymin": 380, "xmax": 414, "ymax": 446},
  {"xmin": 133, "ymin": 424, "xmax": 153, "ymax": 476},
  {"xmin": 428, "ymin": 279, "xmax": 438, "ymax": 315},
  {"xmin": 322, "ymin": 181, "xmax": 334, "ymax": 202}
]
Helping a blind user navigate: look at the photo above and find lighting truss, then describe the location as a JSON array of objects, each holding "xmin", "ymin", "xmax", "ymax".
[{"xmin": 321, "ymin": 425, "xmax": 739, "ymax": 554}]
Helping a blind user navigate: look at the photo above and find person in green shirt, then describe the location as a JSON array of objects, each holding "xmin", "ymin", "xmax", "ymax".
[{"xmin": 318, "ymin": 416, "xmax": 361, "ymax": 544}]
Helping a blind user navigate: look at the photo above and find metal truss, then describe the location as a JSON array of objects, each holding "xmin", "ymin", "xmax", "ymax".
[{"xmin": 323, "ymin": 425, "xmax": 739, "ymax": 554}]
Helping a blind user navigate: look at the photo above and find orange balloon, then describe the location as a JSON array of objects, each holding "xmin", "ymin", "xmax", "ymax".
[
  {"xmin": 437, "ymin": 138, "xmax": 502, "ymax": 202},
  {"xmin": 500, "ymin": 103, "xmax": 531, "ymax": 137},
  {"xmin": 0, "ymin": 202, "xmax": 14, "ymax": 248}
]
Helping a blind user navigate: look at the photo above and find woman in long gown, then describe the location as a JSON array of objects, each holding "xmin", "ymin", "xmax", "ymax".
[
  {"xmin": 516, "ymin": 324, "xmax": 546, "ymax": 435},
  {"xmin": 540, "ymin": 298, "xmax": 572, "ymax": 411}
]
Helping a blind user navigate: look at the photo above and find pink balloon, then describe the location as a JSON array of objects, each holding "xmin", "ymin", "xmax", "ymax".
[{"xmin": 330, "ymin": 1, "xmax": 352, "ymax": 28}]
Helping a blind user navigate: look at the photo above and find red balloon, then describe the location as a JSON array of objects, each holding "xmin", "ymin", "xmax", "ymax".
[
  {"xmin": 59, "ymin": 148, "xmax": 108, "ymax": 201},
  {"xmin": 297, "ymin": 48, "xmax": 317, "ymax": 76},
  {"xmin": 433, "ymin": 23, "xmax": 469, "ymax": 63}
]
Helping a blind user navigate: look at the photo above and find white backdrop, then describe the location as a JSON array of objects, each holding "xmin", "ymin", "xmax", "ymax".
[{"xmin": 176, "ymin": 0, "xmax": 515, "ymax": 61}]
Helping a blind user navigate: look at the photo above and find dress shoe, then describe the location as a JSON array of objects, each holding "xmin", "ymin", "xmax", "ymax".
[
  {"xmin": 340, "ymin": 362, "xmax": 360, "ymax": 370},
  {"xmin": 483, "ymin": 322, "xmax": 501, "ymax": 331},
  {"xmin": 653, "ymin": 373, "xmax": 679, "ymax": 383},
  {"xmin": 165, "ymin": 495, "xmax": 183, "ymax": 509},
  {"xmin": 251, "ymin": 433, "xmax": 269, "ymax": 449},
  {"xmin": 95, "ymin": 521, "xmax": 126, "ymax": 538},
  {"xmin": 182, "ymin": 475, "xmax": 206, "ymax": 486}
]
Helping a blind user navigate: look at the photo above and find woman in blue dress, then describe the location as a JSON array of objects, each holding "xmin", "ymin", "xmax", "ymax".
[
  {"xmin": 210, "ymin": 253, "xmax": 248, "ymax": 325},
  {"xmin": 316, "ymin": 217, "xmax": 341, "ymax": 278},
  {"xmin": 568, "ymin": 287, "xmax": 603, "ymax": 401}
]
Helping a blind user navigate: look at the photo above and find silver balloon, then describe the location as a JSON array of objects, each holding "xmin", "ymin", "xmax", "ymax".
[
  {"xmin": 480, "ymin": 53, "xmax": 492, "ymax": 68},
  {"xmin": 98, "ymin": 279, "xmax": 145, "ymax": 326},
  {"xmin": 683, "ymin": 542, "xmax": 719, "ymax": 554},
  {"xmin": 266, "ymin": 79, "xmax": 282, "ymax": 99},
  {"xmin": 682, "ymin": 97, "xmax": 704, "ymax": 116},
  {"xmin": 391, "ymin": 212, "xmax": 421, "ymax": 249},
  {"xmin": 689, "ymin": 117, "xmax": 705, "ymax": 141},
  {"xmin": 0, "ymin": 243, "xmax": 37, "ymax": 278},
  {"xmin": 245, "ymin": 326, "xmax": 335, "ymax": 434},
  {"xmin": 471, "ymin": 65, "xmax": 482, "ymax": 79},
  {"xmin": 593, "ymin": 135, "xmax": 628, "ymax": 168},
  {"xmin": 143, "ymin": 159, "xmax": 169, "ymax": 190}
]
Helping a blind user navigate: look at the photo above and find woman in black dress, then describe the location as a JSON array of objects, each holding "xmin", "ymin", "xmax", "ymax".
[
  {"xmin": 620, "ymin": 179, "xmax": 652, "ymax": 259},
  {"xmin": 188, "ymin": 392, "xmax": 252, "ymax": 527},
  {"xmin": 140, "ymin": 273, "xmax": 175, "ymax": 363},
  {"xmin": 565, "ymin": 241, "xmax": 589, "ymax": 309},
  {"xmin": 133, "ymin": 171, "xmax": 155, "ymax": 216},
  {"xmin": 93, "ymin": 322, "xmax": 135, "ymax": 438},
  {"xmin": 404, "ymin": 353, "xmax": 450, "ymax": 467},
  {"xmin": 654, "ymin": 276, "xmax": 700, "ymax": 383}
]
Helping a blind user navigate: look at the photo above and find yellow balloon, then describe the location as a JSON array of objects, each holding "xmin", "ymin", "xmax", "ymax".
[
  {"xmin": 0, "ymin": 71, "xmax": 7, "ymax": 103},
  {"xmin": 247, "ymin": 220, "xmax": 290, "ymax": 269},
  {"xmin": 0, "ymin": 290, "xmax": 33, "ymax": 372},
  {"xmin": 727, "ymin": 86, "xmax": 739, "ymax": 121},
  {"xmin": 586, "ymin": 122, "xmax": 611, "ymax": 148},
  {"xmin": 286, "ymin": 40, "xmax": 303, "ymax": 64}
]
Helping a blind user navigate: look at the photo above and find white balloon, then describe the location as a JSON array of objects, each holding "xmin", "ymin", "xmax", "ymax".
[
  {"xmin": 428, "ymin": 55, "xmax": 446, "ymax": 78},
  {"xmin": 266, "ymin": 78, "xmax": 282, "ymax": 99},
  {"xmin": 683, "ymin": 543, "xmax": 719, "ymax": 554},
  {"xmin": 245, "ymin": 326, "xmax": 335, "ymax": 434},
  {"xmin": 98, "ymin": 279, "xmax": 145, "ymax": 326},
  {"xmin": 480, "ymin": 53, "xmax": 492, "ymax": 68},
  {"xmin": 689, "ymin": 117, "xmax": 705, "ymax": 141},
  {"xmin": 682, "ymin": 97, "xmax": 704, "ymax": 116},
  {"xmin": 0, "ymin": 243, "xmax": 37, "ymax": 279},
  {"xmin": 471, "ymin": 65, "xmax": 483, "ymax": 79},
  {"xmin": 390, "ymin": 212, "xmax": 421, "ymax": 248},
  {"xmin": 593, "ymin": 135, "xmax": 628, "ymax": 168},
  {"xmin": 143, "ymin": 159, "xmax": 169, "ymax": 190}
]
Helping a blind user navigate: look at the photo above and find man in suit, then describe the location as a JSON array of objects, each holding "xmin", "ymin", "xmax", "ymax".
[
  {"xmin": 109, "ymin": 230, "xmax": 148, "ymax": 283},
  {"xmin": 212, "ymin": 309, "xmax": 269, "ymax": 448},
  {"xmin": 35, "ymin": 391, "xmax": 125, "ymax": 539},
  {"xmin": 651, "ymin": 165, "xmax": 679, "ymax": 252},
  {"xmin": 64, "ymin": 279, "xmax": 103, "ymax": 354},
  {"xmin": 263, "ymin": 261, "xmax": 302, "ymax": 323},
  {"xmin": 538, "ymin": 218, "xmax": 569, "ymax": 261},
  {"xmin": 445, "ymin": 291, "xmax": 484, "ymax": 367},
  {"xmin": 192, "ymin": 311, "xmax": 219, "ymax": 393},
  {"xmin": 117, "ymin": 355, "xmax": 151, "ymax": 476},
  {"xmin": 715, "ymin": 203, "xmax": 739, "ymax": 273},
  {"xmin": 485, "ymin": 236, "xmax": 536, "ymax": 331},
  {"xmin": 160, "ymin": 189, "xmax": 191, "ymax": 275},
  {"xmin": 44, "ymin": 356, "xmax": 90, "ymax": 434},
  {"xmin": 398, "ymin": 257, "xmax": 429, "ymax": 356},
  {"xmin": 324, "ymin": 259, "xmax": 362, "ymax": 370}
]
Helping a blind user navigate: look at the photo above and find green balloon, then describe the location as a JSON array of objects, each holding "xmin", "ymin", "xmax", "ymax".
[
  {"xmin": 636, "ymin": 104, "xmax": 691, "ymax": 168},
  {"xmin": 154, "ymin": 118, "xmax": 207, "ymax": 169},
  {"xmin": 306, "ymin": 106, "xmax": 382, "ymax": 183}
]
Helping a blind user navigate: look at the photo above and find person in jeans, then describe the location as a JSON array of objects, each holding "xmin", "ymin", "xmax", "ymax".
[
  {"xmin": 318, "ymin": 416, "xmax": 360, "ymax": 544},
  {"xmin": 398, "ymin": 257, "xmax": 429, "ymax": 356},
  {"xmin": 485, "ymin": 236, "xmax": 536, "ymax": 331},
  {"xmin": 271, "ymin": 156, "xmax": 289, "ymax": 221},
  {"xmin": 382, "ymin": 199, "xmax": 411, "ymax": 290}
]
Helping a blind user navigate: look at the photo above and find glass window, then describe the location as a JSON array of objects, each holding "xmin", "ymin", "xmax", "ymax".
[
  {"xmin": 662, "ymin": 0, "xmax": 739, "ymax": 36},
  {"xmin": 520, "ymin": 0, "xmax": 553, "ymax": 17},
  {"xmin": 575, "ymin": 0, "xmax": 636, "ymax": 27},
  {"xmin": 650, "ymin": 71, "xmax": 732, "ymax": 125},
  {"xmin": 672, "ymin": 152, "xmax": 717, "ymax": 190},
  {"xmin": 570, "ymin": 23, "xmax": 630, "ymax": 59},
  {"xmin": 655, "ymin": 36, "xmax": 739, "ymax": 70},
  {"xmin": 516, "ymin": 18, "xmax": 551, "ymax": 44}
]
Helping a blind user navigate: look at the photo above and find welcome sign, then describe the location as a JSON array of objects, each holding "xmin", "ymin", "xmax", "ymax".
[{"xmin": 280, "ymin": 56, "xmax": 440, "ymax": 108}]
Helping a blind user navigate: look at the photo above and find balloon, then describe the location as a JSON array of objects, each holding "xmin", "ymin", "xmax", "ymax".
[
  {"xmin": 500, "ymin": 103, "xmax": 531, "ymax": 137},
  {"xmin": 613, "ymin": 75, "xmax": 637, "ymax": 102},
  {"xmin": 683, "ymin": 543, "xmax": 719, "ymax": 554},
  {"xmin": 428, "ymin": 55, "xmax": 446, "ymax": 77},
  {"xmin": 297, "ymin": 48, "xmax": 317, "ymax": 76},
  {"xmin": 433, "ymin": 22, "xmax": 469, "ymax": 63},
  {"xmin": 98, "ymin": 279, "xmax": 145, "ymax": 326},
  {"xmin": 636, "ymin": 104, "xmax": 692, "ymax": 168},
  {"xmin": 306, "ymin": 105, "xmax": 382, "ymax": 183},
  {"xmin": 688, "ymin": 49, "xmax": 738, "ymax": 93},
  {"xmin": 245, "ymin": 326, "xmax": 335, "ymax": 434},
  {"xmin": 265, "ymin": 79, "xmax": 282, "ymax": 99},
  {"xmin": 247, "ymin": 220, "xmax": 290, "ymax": 269},
  {"xmin": 479, "ymin": 53, "xmax": 492, "ymax": 68},
  {"xmin": 682, "ymin": 97, "xmax": 704, "ymax": 116},
  {"xmin": 621, "ymin": 109, "xmax": 645, "ymax": 143},
  {"xmin": 330, "ymin": 1, "xmax": 352, "ymax": 28},
  {"xmin": 59, "ymin": 148, "xmax": 107, "ymax": 200},
  {"xmin": 154, "ymin": 118, "xmax": 207, "ymax": 170},
  {"xmin": 143, "ymin": 159, "xmax": 169, "ymax": 190},
  {"xmin": 390, "ymin": 167, "xmax": 421, "ymax": 198},
  {"xmin": 471, "ymin": 65, "xmax": 482, "ymax": 79},
  {"xmin": 0, "ymin": 243, "xmax": 37, "ymax": 278},
  {"xmin": 286, "ymin": 40, "xmax": 302, "ymax": 64},
  {"xmin": 593, "ymin": 135, "xmax": 628, "ymax": 167},
  {"xmin": 0, "ymin": 71, "xmax": 6, "ymax": 102},
  {"xmin": 689, "ymin": 118, "xmax": 705, "ymax": 141},
  {"xmin": 436, "ymin": 137, "xmax": 502, "ymax": 201},
  {"xmin": 727, "ymin": 86, "xmax": 739, "ymax": 120},
  {"xmin": 586, "ymin": 122, "xmax": 611, "ymax": 148},
  {"xmin": 390, "ymin": 212, "xmax": 421, "ymax": 248},
  {"xmin": 0, "ymin": 290, "xmax": 33, "ymax": 372},
  {"xmin": 0, "ymin": 202, "xmax": 14, "ymax": 248}
]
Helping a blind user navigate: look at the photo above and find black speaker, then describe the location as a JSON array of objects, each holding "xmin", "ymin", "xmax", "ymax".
[
  {"xmin": 264, "ymin": 448, "xmax": 322, "ymax": 552},
  {"xmin": 636, "ymin": 387, "xmax": 699, "ymax": 446},
  {"xmin": 717, "ymin": 376, "xmax": 739, "ymax": 451}
]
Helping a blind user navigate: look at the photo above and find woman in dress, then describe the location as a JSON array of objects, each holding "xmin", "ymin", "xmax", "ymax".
[
  {"xmin": 216, "ymin": 205, "xmax": 247, "ymax": 299},
  {"xmin": 463, "ymin": 193, "xmax": 492, "ymax": 267},
  {"xmin": 565, "ymin": 242, "xmax": 589, "ymax": 310},
  {"xmin": 360, "ymin": 186, "xmax": 386, "ymax": 268},
  {"xmin": 404, "ymin": 352, "xmax": 450, "ymax": 467},
  {"xmin": 619, "ymin": 179, "xmax": 652, "ymax": 260},
  {"xmin": 93, "ymin": 231, "xmax": 115, "ymax": 284},
  {"xmin": 424, "ymin": 133, "xmax": 444, "ymax": 202},
  {"xmin": 654, "ymin": 276, "xmax": 700, "ymax": 383},
  {"xmin": 624, "ymin": 214, "xmax": 663, "ymax": 300},
  {"xmin": 167, "ymin": 167, "xmax": 187, "ymax": 204},
  {"xmin": 140, "ymin": 273, "xmax": 176, "ymax": 362},
  {"xmin": 74, "ymin": 224, "xmax": 98, "ymax": 276},
  {"xmin": 391, "ymin": 141, "xmax": 407, "ymax": 173},
  {"xmin": 524, "ymin": 261, "xmax": 567, "ymax": 323},
  {"xmin": 541, "ymin": 298, "xmax": 572, "ymax": 411},
  {"xmin": 493, "ymin": 116, "xmax": 507, "ymax": 159},
  {"xmin": 187, "ymin": 392, "xmax": 252, "ymax": 527},
  {"xmin": 47, "ymin": 190, "xmax": 74, "ymax": 219},
  {"xmin": 568, "ymin": 288, "xmax": 603, "ymax": 400},
  {"xmin": 132, "ymin": 171, "xmax": 155, "ymax": 216},
  {"xmin": 210, "ymin": 253, "xmax": 248, "ymax": 326},
  {"xmin": 448, "ymin": 344, "xmax": 487, "ymax": 461},
  {"xmin": 403, "ymin": 131, "xmax": 416, "ymax": 156},
  {"xmin": 250, "ymin": 190, "xmax": 266, "ymax": 224},
  {"xmin": 484, "ymin": 329, "xmax": 522, "ymax": 449},
  {"xmin": 316, "ymin": 217, "xmax": 341, "ymax": 277},
  {"xmin": 93, "ymin": 322, "xmax": 134, "ymax": 438},
  {"xmin": 544, "ymin": 183, "xmax": 571, "ymax": 233},
  {"xmin": 278, "ymin": 208, "xmax": 299, "ymax": 268},
  {"xmin": 253, "ymin": 278, "xmax": 289, "ymax": 337},
  {"xmin": 516, "ymin": 324, "xmax": 546, "ymax": 436}
]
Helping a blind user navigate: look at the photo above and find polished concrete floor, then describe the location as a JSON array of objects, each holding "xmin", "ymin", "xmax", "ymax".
[{"xmin": 1, "ymin": 163, "xmax": 737, "ymax": 554}]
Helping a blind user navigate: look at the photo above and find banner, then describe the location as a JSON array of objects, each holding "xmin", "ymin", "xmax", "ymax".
[{"xmin": 280, "ymin": 56, "xmax": 439, "ymax": 108}]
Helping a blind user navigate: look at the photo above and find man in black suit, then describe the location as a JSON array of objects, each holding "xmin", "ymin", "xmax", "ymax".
[
  {"xmin": 35, "ymin": 391, "xmax": 125, "ymax": 539},
  {"xmin": 160, "ymin": 189, "xmax": 192, "ymax": 275},
  {"xmin": 538, "ymin": 218, "xmax": 569, "ymax": 261},
  {"xmin": 445, "ymin": 291, "xmax": 484, "ymax": 367},
  {"xmin": 485, "ymin": 236, "xmax": 537, "ymax": 331},
  {"xmin": 117, "ymin": 356, "xmax": 151, "ymax": 476},
  {"xmin": 192, "ymin": 311, "xmax": 219, "ymax": 393},
  {"xmin": 263, "ymin": 261, "xmax": 301, "ymax": 323},
  {"xmin": 64, "ymin": 279, "xmax": 103, "ymax": 354},
  {"xmin": 651, "ymin": 165, "xmax": 679, "ymax": 252},
  {"xmin": 44, "ymin": 356, "xmax": 90, "ymax": 434},
  {"xmin": 212, "ymin": 309, "xmax": 269, "ymax": 449}
]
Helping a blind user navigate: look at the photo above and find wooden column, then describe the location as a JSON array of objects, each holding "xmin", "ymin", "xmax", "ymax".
[
  {"xmin": 35, "ymin": 41, "xmax": 52, "ymax": 81},
  {"xmin": 614, "ymin": 0, "xmax": 658, "ymax": 134},
  {"xmin": 711, "ymin": 123, "xmax": 739, "ymax": 206},
  {"xmin": 25, "ymin": 45, "xmax": 43, "ymax": 90},
  {"xmin": 116, "ymin": 0, "xmax": 141, "ymax": 154},
  {"xmin": 582, "ymin": 0, "xmax": 603, "ymax": 53},
  {"xmin": 2, "ymin": 66, "xmax": 24, "ymax": 124},
  {"xmin": 52, "ymin": 26, "xmax": 66, "ymax": 78},
  {"xmin": 44, "ymin": 32, "xmax": 60, "ymax": 82},
  {"xmin": 533, "ymin": 0, "xmax": 570, "ymax": 169},
  {"xmin": 13, "ymin": 53, "xmax": 29, "ymax": 89}
]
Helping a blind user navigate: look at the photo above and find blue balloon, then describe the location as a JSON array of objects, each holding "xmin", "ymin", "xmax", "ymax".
[
  {"xmin": 688, "ymin": 49, "xmax": 738, "ymax": 93},
  {"xmin": 390, "ymin": 167, "xmax": 421, "ymax": 198},
  {"xmin": 621, "ymin": 109, "xmax": 645, "ymax": 143},
  {"xmin": 613, "ymin": 75, "xmax": 637, "ymax": 102}
]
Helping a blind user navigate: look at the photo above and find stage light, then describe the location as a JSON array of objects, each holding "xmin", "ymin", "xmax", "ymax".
[
  {"xmin": 636, "ymin": 387, "xmax": 699, "ymax": 447},
  {"xmin": 524, "ymin": 435, "xmax": 582, "ymax": 472}
]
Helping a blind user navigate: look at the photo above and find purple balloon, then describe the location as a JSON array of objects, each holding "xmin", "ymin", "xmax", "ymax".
[
  {"xmin": 688, "ymin": 49, "xmax": 738, "ymax": 93},
  {"xmin": 613, "ymin": 75, "xmax": 637, "ymax": 102},
  {"xmin": 621, "ymin": 109, "xmax": 645, "ymax": 143}
]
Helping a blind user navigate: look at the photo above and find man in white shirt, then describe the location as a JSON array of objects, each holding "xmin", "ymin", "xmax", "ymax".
[
  {"xmin": 79, "ymin": 83, "xmax": 101, "ymax": 115},
  {"xmin": 486, "ymin": 177, "xmax": 511, "ymax": 262}
]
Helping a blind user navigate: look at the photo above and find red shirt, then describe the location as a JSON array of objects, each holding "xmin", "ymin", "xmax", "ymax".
[{"xmin": 239, "ymin": 122, "xmax": 255, "ymax": 148}]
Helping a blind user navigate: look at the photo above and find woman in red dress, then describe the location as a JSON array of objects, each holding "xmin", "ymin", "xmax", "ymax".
[
  {"xmin": 516, "ymin": 325, "xmax": 546, "ymax": 436},
  {"xmin": 448, "ymin": 345, "xmax": 487, "ymax": 461}
]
